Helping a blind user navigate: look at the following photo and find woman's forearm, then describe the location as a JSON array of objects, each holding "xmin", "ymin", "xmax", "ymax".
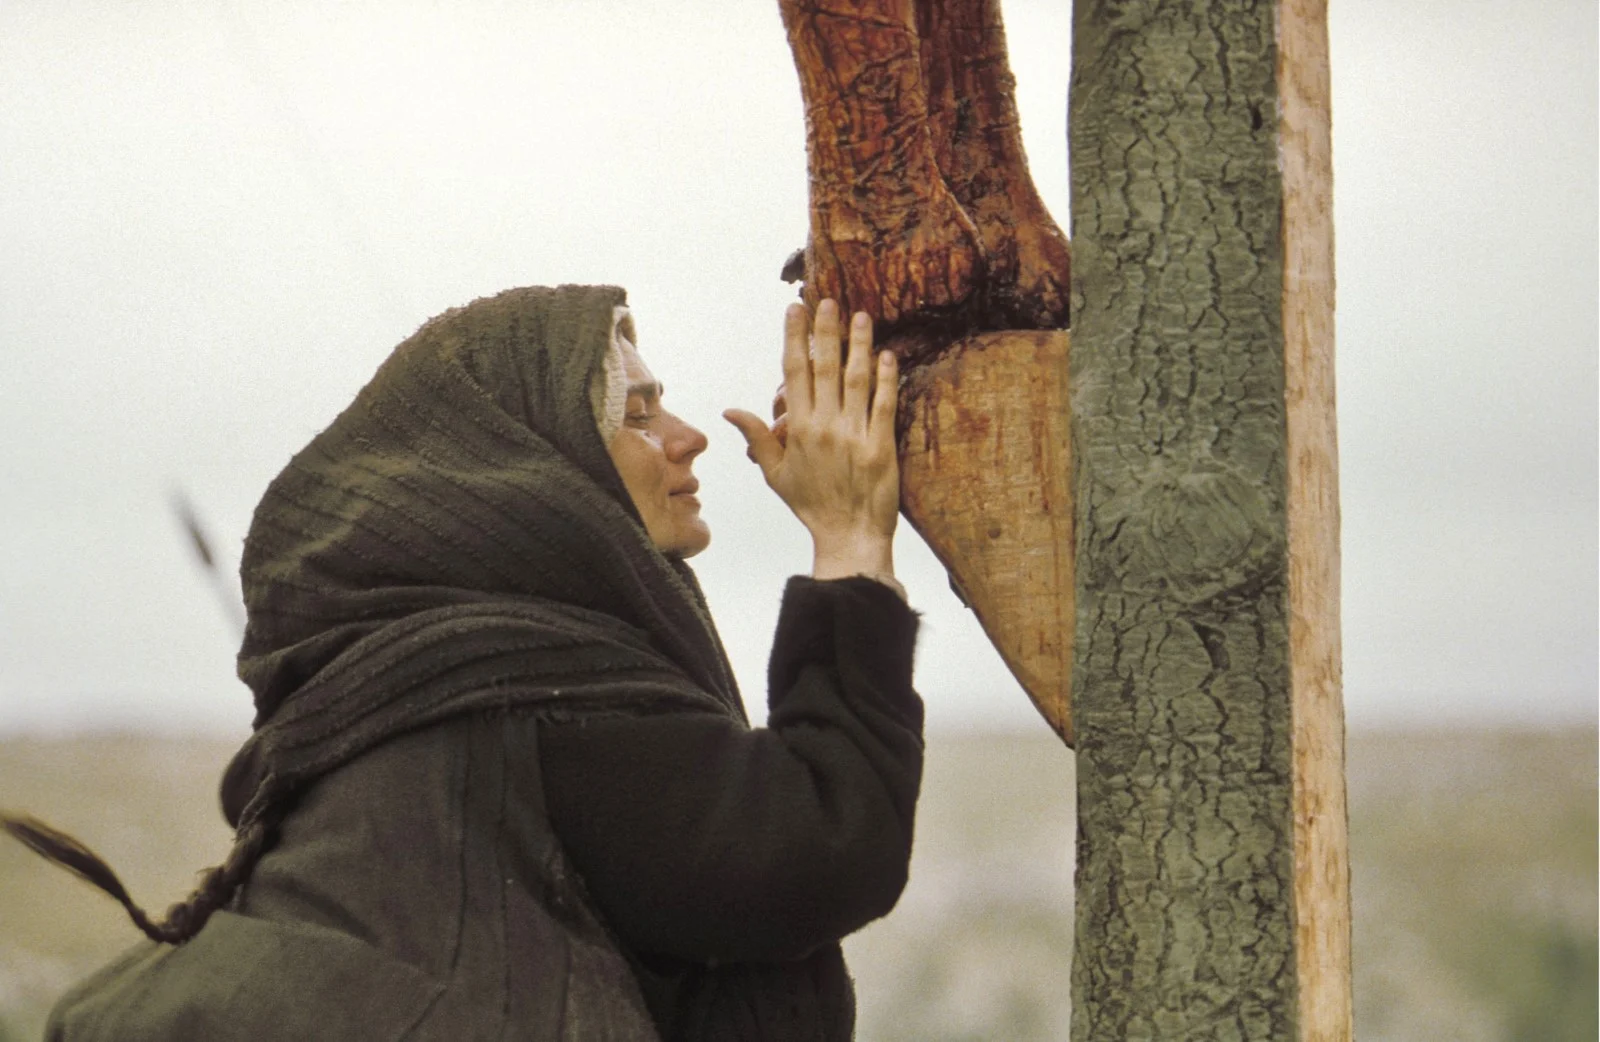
[{"xmin": 533, "ymin": 578, "xmax": 922, "ymax": 964}]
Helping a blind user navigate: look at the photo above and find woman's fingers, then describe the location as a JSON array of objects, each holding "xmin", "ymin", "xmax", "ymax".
[
  {"xmin": 780, "ymin": 303, "xmax": 812, "ymax": 422},
  {"xmin": 810, "ymin": 300, "xmax": 842, "ymax": 415},
  {"xmin": 742, "ymin": 300, "xmax": 901, "ymax": 544},
  {"xmin": 870, "ymin": 349, "xmax": 899, "ymax": 445},
  {"xmin": 722, "ymin": 409, "xmax": 783, "ymax": 473},
  {"xmin": 841, "ymin": 312, "xmax": 874, "ymax": 428}
]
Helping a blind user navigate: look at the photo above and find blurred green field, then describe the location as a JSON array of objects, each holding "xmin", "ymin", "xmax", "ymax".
[{"xmin": 2, "ymin": 727, "xmax": 1593, "ymax": 1041}]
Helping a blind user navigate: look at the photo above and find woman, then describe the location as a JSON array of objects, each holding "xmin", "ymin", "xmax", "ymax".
[{"xmin": 7, "ymin": 285, "xmax": 923, "ymax": 1041}]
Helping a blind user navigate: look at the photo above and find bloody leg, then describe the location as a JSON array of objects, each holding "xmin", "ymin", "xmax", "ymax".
[
  {"xmin": 779, "ymin": 0, "xmax": 987, "ymax": 332},
  {"xmin": 916, "ymin": 0, "xmax": 1071, "ymax": 328}
]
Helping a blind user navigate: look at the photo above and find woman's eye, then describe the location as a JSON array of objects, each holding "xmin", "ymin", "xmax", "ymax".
[{"xmin": 627, "ymin": 412, "xmax": 658, "ymax": 426}]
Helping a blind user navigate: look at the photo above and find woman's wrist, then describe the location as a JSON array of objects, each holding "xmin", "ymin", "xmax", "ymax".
[{"xmin": 811, "ymin": 533, "xmax": 895, "ymax": 582}]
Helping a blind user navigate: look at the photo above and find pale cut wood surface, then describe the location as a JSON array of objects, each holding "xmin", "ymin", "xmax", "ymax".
[
  {"xmin": 1279, "ymin": 0, "xmax": 1353, "ymax": 1039},
  {"xmin": 898, "ymin": 330, "xmax": 1074, "ymax": 743}
]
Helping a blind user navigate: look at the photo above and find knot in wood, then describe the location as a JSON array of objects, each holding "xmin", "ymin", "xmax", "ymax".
[{"xmin": 1113, "ymin": 468, "xmax": 1284, "ymax": 606}]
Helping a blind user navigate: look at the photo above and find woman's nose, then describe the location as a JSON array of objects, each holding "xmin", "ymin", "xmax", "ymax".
[{"xmin": 667, "ymin": 416, "xmax": 708, "ymax": 461}]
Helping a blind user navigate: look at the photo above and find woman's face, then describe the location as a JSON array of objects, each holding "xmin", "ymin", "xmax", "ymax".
[{"xmin": 606, "ymin": 336, "xmax": 711, "ymax": 558}]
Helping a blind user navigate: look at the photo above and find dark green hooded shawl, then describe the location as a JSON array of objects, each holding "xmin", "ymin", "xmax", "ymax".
[
  {"xmin": 6, "ymin": 285, "xmax": 768, "ymax": 1042},
  {"xmin": 223, "ymin": 283, "xmax": 745, "ymax": 838},
  {"xmin": 4, "ymin": 285, "xmax": 747, "ymax": 951}
]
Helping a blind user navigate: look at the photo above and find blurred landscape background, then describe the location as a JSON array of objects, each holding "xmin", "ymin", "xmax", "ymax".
[{"xmin": 2, "ymin": 726, "xmax": 1593, "ymax": 1042}]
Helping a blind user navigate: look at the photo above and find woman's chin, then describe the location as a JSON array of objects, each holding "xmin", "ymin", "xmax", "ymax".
[
  {"xmin": 660, "ymin": 515, "xmax": 711, "ymax": 559},
  {"xmin": 680, "ymin": 522, "xmax": 712, "ymax": 558}
]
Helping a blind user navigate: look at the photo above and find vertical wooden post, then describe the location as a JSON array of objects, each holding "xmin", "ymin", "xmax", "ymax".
[
  {"xmin": 1067, "ymin": 0, "xmax": 1350, "ymax": 1038},
  {"xmin": 1280, "ymin": 2, "xmax": 1352, "ymax": 1037}
]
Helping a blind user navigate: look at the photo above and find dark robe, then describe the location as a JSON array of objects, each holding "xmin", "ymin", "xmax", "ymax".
[{"xmin": 45, "ymin": 577, "xmax": 920, "ymax": 1042}]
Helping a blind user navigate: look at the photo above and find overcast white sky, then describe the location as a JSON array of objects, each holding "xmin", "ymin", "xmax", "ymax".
[{"xmin": 1, "ymin": 0, "xmax": 1594, "ymax": 735}]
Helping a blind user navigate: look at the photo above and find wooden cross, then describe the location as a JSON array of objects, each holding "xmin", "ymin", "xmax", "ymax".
[{"xmin": 777, "ymin": 0, "xmax": 1351, "ymax": 1038}]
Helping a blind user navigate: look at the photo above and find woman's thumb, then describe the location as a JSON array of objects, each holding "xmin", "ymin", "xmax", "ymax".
[{"xmin": 722, "ymin": 409, "xmax": 782, "ymax": 472}]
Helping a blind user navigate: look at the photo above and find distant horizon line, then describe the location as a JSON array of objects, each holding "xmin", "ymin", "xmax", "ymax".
[{"xmin": 0, "ymin": 717, "xmax": 1593, "ymax": 744}]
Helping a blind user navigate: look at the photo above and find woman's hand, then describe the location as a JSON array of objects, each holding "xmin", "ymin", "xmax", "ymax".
[{"xmin": 724, "ymin": 300, "xmax": 900, "ymax": 579}]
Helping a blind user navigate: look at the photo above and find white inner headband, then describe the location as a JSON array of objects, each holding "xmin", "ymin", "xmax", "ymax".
[{"xmin": 591, "ymin": 305, "xmax": 631, "ymax": 445}]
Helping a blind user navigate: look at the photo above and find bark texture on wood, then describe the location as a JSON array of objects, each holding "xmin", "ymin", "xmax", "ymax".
[
  {"xmin": 1068, "ymin": 1, "xmax": 1301, "ymax": 1038},
  {"xmin": 898, "ymin": 330, "xmax": 1074, "ymax": 742}
]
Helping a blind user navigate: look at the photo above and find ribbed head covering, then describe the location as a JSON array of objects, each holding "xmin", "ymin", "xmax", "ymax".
[{"xmin": 222, "ymin": 284, "xmax": 743, "ymax": 831}]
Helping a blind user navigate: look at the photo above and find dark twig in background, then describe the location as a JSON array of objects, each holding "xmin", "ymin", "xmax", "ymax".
[{"xmin": 169, "ymin": 488, "xmax": 245, "ymax": 640}]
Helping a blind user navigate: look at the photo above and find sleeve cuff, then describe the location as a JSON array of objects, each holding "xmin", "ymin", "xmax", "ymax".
[{"xmin": 767, "ymin": 576, "xmax": 920, "ymax": 714}]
